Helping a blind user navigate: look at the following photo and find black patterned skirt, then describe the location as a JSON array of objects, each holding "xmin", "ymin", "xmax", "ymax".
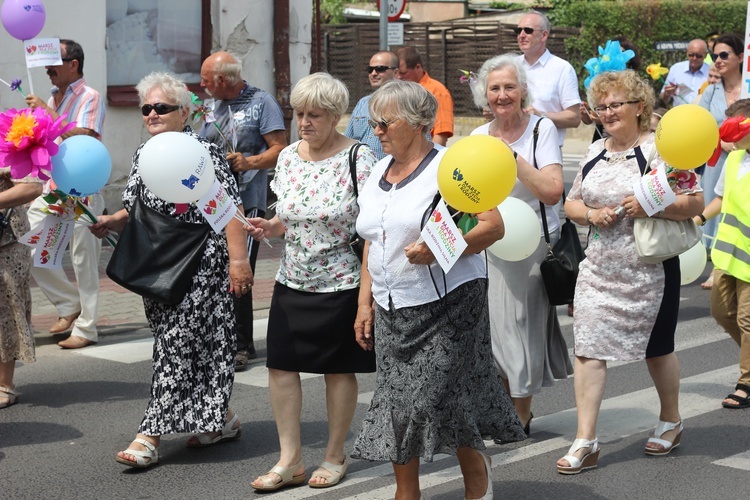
[{"xmin": 351, "ymin": 279, "xmax": 526, "ymax": 464}]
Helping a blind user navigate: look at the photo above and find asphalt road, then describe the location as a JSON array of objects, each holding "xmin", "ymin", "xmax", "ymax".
[{"xmin": 3, "ymin": 153, "xmax": 749, "ymax": 499}]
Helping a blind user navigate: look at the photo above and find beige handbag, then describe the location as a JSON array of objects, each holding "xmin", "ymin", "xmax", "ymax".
[{"xmin": 633, "ymin": 148, "xmax": 702, "ymax": 264}]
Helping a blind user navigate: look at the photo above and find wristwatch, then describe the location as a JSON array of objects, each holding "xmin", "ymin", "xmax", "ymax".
[
  {"xmin": 540, "ymin": 112, "xmax": 547, "ymax": 119},
  {"xmin": 698, "ymin": 214, "xmax": 707, "ymax": 226}
]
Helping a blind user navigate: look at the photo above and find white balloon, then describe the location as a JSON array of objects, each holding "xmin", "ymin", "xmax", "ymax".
[
  {"xmin": 679, "ymin": 241, "xmax": 707, "ymax": 285},
  {"xmin": 138, "ymin": 132, "xmax": 216, "ymax": 203},
  {"xmin": 488, "ymin": 197, "xmax": 542, "ymax": 261}
]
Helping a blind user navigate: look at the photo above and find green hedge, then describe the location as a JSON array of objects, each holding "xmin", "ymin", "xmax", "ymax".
[{"xmin": 548, "ymin": 0, "xmax": 747, "ymax": 95}]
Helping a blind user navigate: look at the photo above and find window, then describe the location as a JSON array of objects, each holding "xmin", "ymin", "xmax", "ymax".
[{"xmin": 105, "ymin": 0, "xmax": 210, "ymax": 106}]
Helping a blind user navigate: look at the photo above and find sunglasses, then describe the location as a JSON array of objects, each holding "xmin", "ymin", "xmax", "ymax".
[
  {"xmin": 367, "ymin": 118, "xmax": 398, "ymax": 132},
  {"xmin": 141, "ymin": 103, "xmax": 181, "ymax": 116},
  {"xmin": 713, "ymin": 51, "xmax": 732, "ymax": 61},
  {"xmin": 592, "ymin": 100, "xmax": 640, "ymax": 115},
  {"xmin": 687, "ymin": 53, "xmax": 705, "ymax": 59},
  {"xmin": 514, "ymin": 27, "xmax": 536, "ymax": 35},
  {"xmin": 367, "ymin": 65, "xmax": 397, "ymax": 74}
]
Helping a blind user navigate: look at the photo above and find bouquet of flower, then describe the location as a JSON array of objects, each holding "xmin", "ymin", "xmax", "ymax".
[
  {"xmin": 583, "ymin": 40, "xmax": 635, "ymax": 88},
  {"xmin": 0, "ymin": 107, "xmax": 74, "ymax": 180}
]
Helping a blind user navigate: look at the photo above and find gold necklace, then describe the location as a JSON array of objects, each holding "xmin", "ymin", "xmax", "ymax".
[{"xmin": 605, "ymin": 132, "xmax": 641, "ymax": 163}]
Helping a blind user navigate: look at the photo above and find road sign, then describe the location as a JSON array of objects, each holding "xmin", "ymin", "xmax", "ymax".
[{"xmin": 376, "ymin": 0, "xmax": 407, "ymax": 22}]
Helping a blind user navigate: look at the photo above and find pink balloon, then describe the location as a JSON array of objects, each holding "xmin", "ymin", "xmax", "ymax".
[{"xmin": 1, "ymin": 0, "xmax": 46, "ymax": 41}]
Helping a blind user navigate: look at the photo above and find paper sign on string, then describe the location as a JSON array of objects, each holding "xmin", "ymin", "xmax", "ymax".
[
  {"xmin": 33, "ymin": 216, "xmax": 74, "ymax": 269},
  {"xmin": 633, "ymin": 167, "xmax": 677, "ymax": 217},
  {"xmin": 420, "ymin": 198, "xmax": 468, "ymax": 273}
]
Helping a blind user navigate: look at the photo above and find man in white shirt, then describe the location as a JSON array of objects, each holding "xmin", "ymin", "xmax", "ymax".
[
  {"xmin": 516, "ymin": 10, "xmax": 581, "ymax": 148},
  {"xmin": 660, "ymin": 39, "xmax": 710, "ymax": 106}
]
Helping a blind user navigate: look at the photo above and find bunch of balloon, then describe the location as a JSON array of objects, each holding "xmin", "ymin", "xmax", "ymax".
[
  {"xmin": 138, "ymin": 132, "xmax": 216, "ymax": 203},
  {"xmin": 655, "ymin": 104, "xmax": 719, "ymax": 170},
  {"xmin": 437, "ymin": 135, "xmax": 517, "ymax": 213}
]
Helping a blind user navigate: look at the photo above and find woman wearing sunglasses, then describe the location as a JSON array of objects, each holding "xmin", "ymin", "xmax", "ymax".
[
  {"xmin": 559, "ymin": 69, "xmax": 703, "ymax": 474},
  {"xmin": 698, "ymin": 33, "xmax": 744, "ymax": 290},
  {"xmin": 245, "ymin": 72, "xmax": 377, "ymax": 491},
  {"xmin": 347, "ymin": 79, "xmax": 525, "ymax": 500},
  {"xmin": 91, "ymin": 72, "xmax": 252, "ymax": 469}
]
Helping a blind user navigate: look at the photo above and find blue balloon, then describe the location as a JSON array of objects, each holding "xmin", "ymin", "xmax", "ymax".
[{"xmin": 51, "ymin": 135, "xmax": 112, "ymax": 196}]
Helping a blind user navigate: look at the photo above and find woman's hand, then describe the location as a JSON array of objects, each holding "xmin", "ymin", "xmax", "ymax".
[
  {"xmin": 589, "ymin": 206, "xmax": 621, "ymax": 227},
  {"xmin": 404, "ymin": 239, "xmax": 435, "ymax": 265},
  {"xmin": 228, "ymin": 259, "xmax": 254, "ymax": 297},
  {"xmin": 620, "ymin": 195, "xmax": 647, "ymax": 218},
  {"xmin": 244, "ymin": 216, "xmax": 268, "ymax": 241},
  {"xmin": 354, "ymin": 304, "xmax": 374, "ymax": 351},
  {"xmin": 89, "ymin": 209, "xmax": 128, "ymax": 239}
]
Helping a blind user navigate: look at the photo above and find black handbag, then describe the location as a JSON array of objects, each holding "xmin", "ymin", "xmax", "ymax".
[
  {"xmin": 106, "ymin": 189, "xmax": 211, "ymax": 305},
  {"xmin": 530, "ymin": 118, "xmax": 585, "ymax": 305},
  {"xmin": 348, "ymin": 142, "xmax": 365, "ymax": 261}
]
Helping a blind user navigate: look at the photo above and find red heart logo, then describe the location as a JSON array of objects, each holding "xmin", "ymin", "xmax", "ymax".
[
  {"xmin": 208, "ymin": 200, "xmax": 217, "ymax": 208},
  {"xmin": 433, "ymin": 211, "xmax": 443, "ymax": 222},
  {"xmin": 30, "ymin": 234, "xmax": 40, "ymax": 244},
  {"xmin": 40, "ymin": 250, "xmax": 50, "ymax": 263}
]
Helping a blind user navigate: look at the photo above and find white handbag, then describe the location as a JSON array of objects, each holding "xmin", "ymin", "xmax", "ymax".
[
  {"xmin": 633, "ymin": 147, "xmax": 702, "ymax": 264},
  {"xmin": 633, "ymin": 217, "xmax": 702, "ymax": 264}
]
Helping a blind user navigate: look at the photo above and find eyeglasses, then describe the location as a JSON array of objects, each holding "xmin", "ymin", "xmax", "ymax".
[
  {"xmin": 514, "ymin": 27, "xmax": 536, "ymax": 35},
  {"xmin": 593, "ymin": 100, "xmax": 640, "ymax": 115},
  {"xmin": 713, "ymin": 51, "xmax": 732, "ymax": 61},
  {"xmin": 367, "ymin": 65, "xmax": 397, "ymax": 74},
  {"xmin": 140, "ymin": 103, "xmax": 181, "ymax": 116},
  {"xmin": 60, "ymin": 57, "xmax": 74, "ymax": 62},
  {"xmin": 367, "ymin": 118, "xmax": 398, "ymax": 132},
  {"xmin": 687, "ymin": 53, "xmax": 705, "ymax": 59}
]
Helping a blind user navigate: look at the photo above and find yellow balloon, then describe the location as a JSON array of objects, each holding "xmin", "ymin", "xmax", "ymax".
[
  {"xmin": 437, "ymin": 135, "xmax": 517, "ymax": 213},
  {"xmin": 655, "ymin": 104, "xmax": 719, "ymax": 170}
]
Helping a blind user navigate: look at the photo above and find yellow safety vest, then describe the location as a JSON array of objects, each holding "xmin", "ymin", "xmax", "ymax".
[{"xmin": 712, "ymin": 150, "xmax": 750, "ymax": 282}]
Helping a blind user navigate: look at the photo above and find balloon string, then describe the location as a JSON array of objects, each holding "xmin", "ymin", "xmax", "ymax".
[{"xmin": 233, "ymin": 209, "xmax": 273, "ymax": 248}]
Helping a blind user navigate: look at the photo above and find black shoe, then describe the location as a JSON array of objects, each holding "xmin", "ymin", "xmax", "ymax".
[{"xmin": 235, "ymin": 349, "xmax": 251, "ymax": 371}]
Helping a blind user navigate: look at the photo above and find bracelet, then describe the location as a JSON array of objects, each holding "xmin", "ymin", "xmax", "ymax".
[
  {"xmin": 698, "ymin": 213, "xmax": 707, "ymax": 226},
  {"xmin": 584, "ymin": 208, "xmax": 593, "ymax": 225}
]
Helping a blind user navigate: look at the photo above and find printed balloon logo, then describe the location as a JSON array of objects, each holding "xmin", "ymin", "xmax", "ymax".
[
  {"xmin": 181, "ymin": 175, "xmax": 200, "ymax": 189},
  {"xmin": 204, "ymin": 199, "xmax": 217, "ymax": 215},
  {"xmin": 24, "ymin": 5, "xmax": 31, "ymax": 11},
  {"xmin": 40, "ymin": 249, "xmax": 50, "ymax": 264},
  {"xmin": 452, "ymin": 168, "xmax": 463, "ymax": 181}
]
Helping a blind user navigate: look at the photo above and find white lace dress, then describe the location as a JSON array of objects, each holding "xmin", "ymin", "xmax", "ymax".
[{"xmin": 567, "ymin": 136, "xmax": 701, "ymax": 361}]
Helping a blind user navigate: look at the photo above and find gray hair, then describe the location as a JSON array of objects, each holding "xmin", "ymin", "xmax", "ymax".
[
  {"xmin": 526, "ymin": 10, "xmax": 551, "ymax": 32},
  {"xmin": 290, "ymin": 72, "xmax": 349, "ymax": 117},
  {"xmin": 213, "ymin": 54, "xmax": 243, "ymax": 86},
  {"xmin": 369, "ymin": 80, "xmax": 437, "ymax": 132},
  {"xmin": 135, "ymin": 72, "xmax": 191, "ymax": 108},
  {"xmin": 472, "ymin": 54, "xmax": 531, "ymax": 110}
]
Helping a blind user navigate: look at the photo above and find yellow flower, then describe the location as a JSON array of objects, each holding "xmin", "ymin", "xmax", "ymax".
[
  {"xmin": 646, "ymin": 63, "xmax": 669, "ymax": 81},
  {"xmin": 5, "ymin": 111, "xmax": 37, "ymax": 146}
]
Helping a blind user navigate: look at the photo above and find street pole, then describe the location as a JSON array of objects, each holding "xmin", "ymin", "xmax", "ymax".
[{"xmin": 380, "ymin": 0, "xmax": 388, "ymax": 50}]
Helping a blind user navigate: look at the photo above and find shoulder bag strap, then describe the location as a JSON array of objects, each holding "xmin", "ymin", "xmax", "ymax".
[
  {"xmin": 348, "ymin": 142, "xmax": 363, "ymax": 198},
  {"xmin": 532, "ymin": 118, "xmax": 555, "ymax": 247}
]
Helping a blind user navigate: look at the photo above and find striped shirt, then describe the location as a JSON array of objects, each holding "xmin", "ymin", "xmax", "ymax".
[{"xmin": 48, "ymin": 78, "xmax": 105, "ymax": 138}]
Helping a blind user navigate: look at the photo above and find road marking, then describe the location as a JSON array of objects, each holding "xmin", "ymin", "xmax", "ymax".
[
  {"xmin": 713, "ymin": 450, "xmax": 750, "ymax": 471},
  {"xmin": 333, "ymin": 365, "xmax": 738, "ymax": 499}
]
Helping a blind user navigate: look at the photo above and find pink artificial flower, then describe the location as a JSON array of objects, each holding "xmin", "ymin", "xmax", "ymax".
[{"xmin": 0, "ymin": 107, "xmax": 74, "ymax": 180}]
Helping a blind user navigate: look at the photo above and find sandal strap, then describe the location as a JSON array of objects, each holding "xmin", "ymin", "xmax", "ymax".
[
  {"xmin": 735, "ymin": 383, "xmax": 750, "ymax": 395},
  {"xmin": 121, "ymin": 438, "xmax": 158, "ymax": 466},
  {"xmin": 725, "ymin": 393, "xmax": 750, "ymax": 404},
  {"xmin": 133, "ymin": 438, "xmax": 157, "ymax": 452},
  {"xmin": 0, "ymin": 386, "xmax": 18, "ymax": 396},
  {"xmin": 652, "ymin": 420, "xmax": 682, "ymax": 438},
  {"xmin": 258, "ymin": 459, "xmax": 304, "ymax": 486},
  {"xmin": 311, "ymin": 459, "xmax": 347, "ymax": 480}
]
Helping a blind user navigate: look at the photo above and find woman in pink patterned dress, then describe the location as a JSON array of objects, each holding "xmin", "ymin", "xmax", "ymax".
[{"xmin": 557, "ymin": 70, "xmax": 703, "ymax": 474}]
